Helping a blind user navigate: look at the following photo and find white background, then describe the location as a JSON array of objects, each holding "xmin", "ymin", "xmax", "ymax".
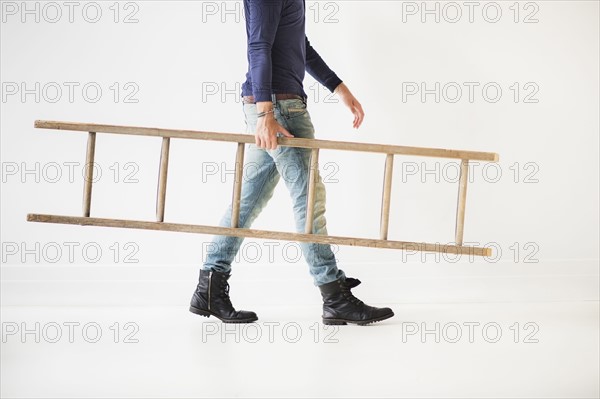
[
  {"xmin": 1, "ymin": 1, "xmax": 599, "ymax": 397},
  {"xmin": 1, "ymin": 0, "xmax": 598, "ymax": 303}
]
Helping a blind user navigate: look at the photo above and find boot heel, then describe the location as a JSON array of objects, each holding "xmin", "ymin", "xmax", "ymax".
[
  {"xmin": 189, "ymin": 306, "xmax": 211, "ymax": 318},
  {"xmin": 323, "ymin": 318, "xmax": 347, "ymax": 325}
]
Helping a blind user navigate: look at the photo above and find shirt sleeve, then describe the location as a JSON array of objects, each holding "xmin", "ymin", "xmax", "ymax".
[
  {"xmin": 305, "ymin": 35, "xmax": 343, "ymax": 93},
  {"xmin": 246, "ymin": 0, "xmax": 283, "ymax": 102}
]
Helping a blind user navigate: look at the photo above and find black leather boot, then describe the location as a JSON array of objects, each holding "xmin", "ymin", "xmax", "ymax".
[
  {"xmin": 344, "ymin": 277, "xmax": 361, "ymax": 289},
  {"xmin": 189, "ymin": 270, "xmax": 258, "ymax": 323},
  {"xmin": 319, "ymin": 277, "xmax": 394, "ymax": 325}
]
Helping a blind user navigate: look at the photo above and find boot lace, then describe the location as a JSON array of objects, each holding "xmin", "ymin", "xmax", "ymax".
[
  {"xmin": 341, "ymin": 282, "xmax": 364, "ymax": 307},
  {"xmin": 219, "ymin": 279, "xmax": 234, "ymax": 309}
]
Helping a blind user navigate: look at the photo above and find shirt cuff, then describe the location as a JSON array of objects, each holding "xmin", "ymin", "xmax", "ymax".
[
  {"xmin": 324, "ymin": 76, "xmax": 343, "ymax": 93},
  {"xmin": 252, "ymin": 88, "xmax": 272, "ymax": 102}
]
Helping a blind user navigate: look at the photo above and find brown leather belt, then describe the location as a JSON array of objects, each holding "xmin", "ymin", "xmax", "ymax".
[{"xmin": 242, "ymin": 93, "xmax": 304, "ymax": 104}]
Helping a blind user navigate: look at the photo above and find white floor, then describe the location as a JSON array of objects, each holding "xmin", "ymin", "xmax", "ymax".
[{"xmin": 1, "ymin": 301, "xmax": 598, "ymax": 398}]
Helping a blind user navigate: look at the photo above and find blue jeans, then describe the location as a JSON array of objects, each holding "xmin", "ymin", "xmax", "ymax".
[{"xmin": 202, "ymin": 96, "xmax": 346, "ymax": 286}]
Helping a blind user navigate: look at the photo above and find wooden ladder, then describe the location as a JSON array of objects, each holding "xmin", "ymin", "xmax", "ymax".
[{"xmin": 27, "ymin": 120, "xmax": 499, "ymax": 257}]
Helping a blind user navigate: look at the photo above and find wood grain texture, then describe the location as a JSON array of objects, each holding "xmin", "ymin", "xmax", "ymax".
[
  {"xmin": 455, "ymin": 159, "xmax": 470, "ymax": 245},
  {"xmin": 305, "ymin": 148, "xmax": 319, "ymax": 234},
  {"xmin": 34, "ymin": 120, "xmax": 499, "ymax": 162},
  {"xmin": 231, "ymin": 143, "xmax": 245, "ymax": 228},
  {"xmin": 156, "ymin": 137, "xmax": 170, "ymax": 222},
  {"xmin": 82, "ymin": 132, "xmax": 96, "ymax": 217},
  {"xmin": 32, "ymin": 119, "xmax": 500, "ymax": 257},
  {"xmin": 27, "ymin": 213, "xmax": 492, "ymax": 257},
  {"xmin": 380, "ymin": 154, "xmax": 394, "ymax": 240}
]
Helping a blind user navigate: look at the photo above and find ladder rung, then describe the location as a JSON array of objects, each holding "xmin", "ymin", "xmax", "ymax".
[
  {"xmin": 304, "ymin": 148, "xmax": 319, "ymax": 234},
  {"xmin": 230, "ymin": 143, "xmax": 245, "ymax": 228},
  {"xmin": 379, "ymin": 154, "xmax": 394, "ymax": 240},
  {"xmin": 82, "ymin": 132, "xmax": 96, "ymax": 217},
  {"xmin": 455, "ymin": 159, "xmax": 469, "ymax": 245},
  {"xmin": 156, "ymin": 137, "xmax": 170, "ymax": 222}
]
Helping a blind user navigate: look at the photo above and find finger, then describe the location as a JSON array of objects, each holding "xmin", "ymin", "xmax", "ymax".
[
  {"xmin": 358, "ymin": 104, "xmax": 365, "ymax": 124},
  {"xmin": 266, "ymin": 136, "xmax": 275, "ymax": 150},
  {"xmin": 349, "ymin": 102, "xmax": 358, "ymax": 128},
  {"xmin": 255, "ymin": 135, "xmax": 260, "ymax": 147},
  {"xmin": 355, "ymin": 102, "xmax": 365, "ymax": 128},
  {"xmin": 279, "ymin": 125, "xmax": 294, "ymax": 138}
]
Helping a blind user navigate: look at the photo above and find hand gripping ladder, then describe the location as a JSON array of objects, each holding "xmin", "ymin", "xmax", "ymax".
[{"xmin": 27, "ymin": 120, "xmax": 500, "ymax": 257}]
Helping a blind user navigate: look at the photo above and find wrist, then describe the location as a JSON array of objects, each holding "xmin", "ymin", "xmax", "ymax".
[
  {"xmin": 256, "ymin": 113, "xmax": 275, "ymax": 126},
  {"xmin": 257, "ymin": 109, "xmax": 275, "ymax": 119},
  {"xmin": 256, "ymin": 101, "xmax": 273, "ymax": 113},
  {"xmin": 334, "ymin": 82, "xmax": 347, "ymax": 95}
]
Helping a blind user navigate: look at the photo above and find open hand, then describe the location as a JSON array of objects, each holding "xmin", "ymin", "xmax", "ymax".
[{"xmin": 334, "ymin": 82, "xmax": 365, "ymax": 129}]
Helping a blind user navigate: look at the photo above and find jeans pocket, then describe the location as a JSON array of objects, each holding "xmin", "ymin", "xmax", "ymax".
[{"xmin": 286, "ymin": 99, "xmax": 308, "ymax": 119}]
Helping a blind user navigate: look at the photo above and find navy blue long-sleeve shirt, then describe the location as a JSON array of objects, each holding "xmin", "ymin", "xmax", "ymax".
[{"xmin": 241, "ymin": 0, "xmax": 343, "ymax": 102}]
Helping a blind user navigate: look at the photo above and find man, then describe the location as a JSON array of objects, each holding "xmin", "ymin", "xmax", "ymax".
[{"xmin": 190, "ymin": 0, "xmax": 394, "ymax": 325}]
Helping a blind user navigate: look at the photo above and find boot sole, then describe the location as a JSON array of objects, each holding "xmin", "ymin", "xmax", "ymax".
[
  {"xmin": 189, "ymin": 306, "xmax": 258, "ymax": 323},
  {"xmin": 323, "ymin": 311, "xmax": 394, "ymax": 326}
]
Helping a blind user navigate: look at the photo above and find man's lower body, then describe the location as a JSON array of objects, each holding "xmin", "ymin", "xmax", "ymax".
[{"xmin": 190, "ymin": 95, "xmax": 394, "ymax": 325}]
